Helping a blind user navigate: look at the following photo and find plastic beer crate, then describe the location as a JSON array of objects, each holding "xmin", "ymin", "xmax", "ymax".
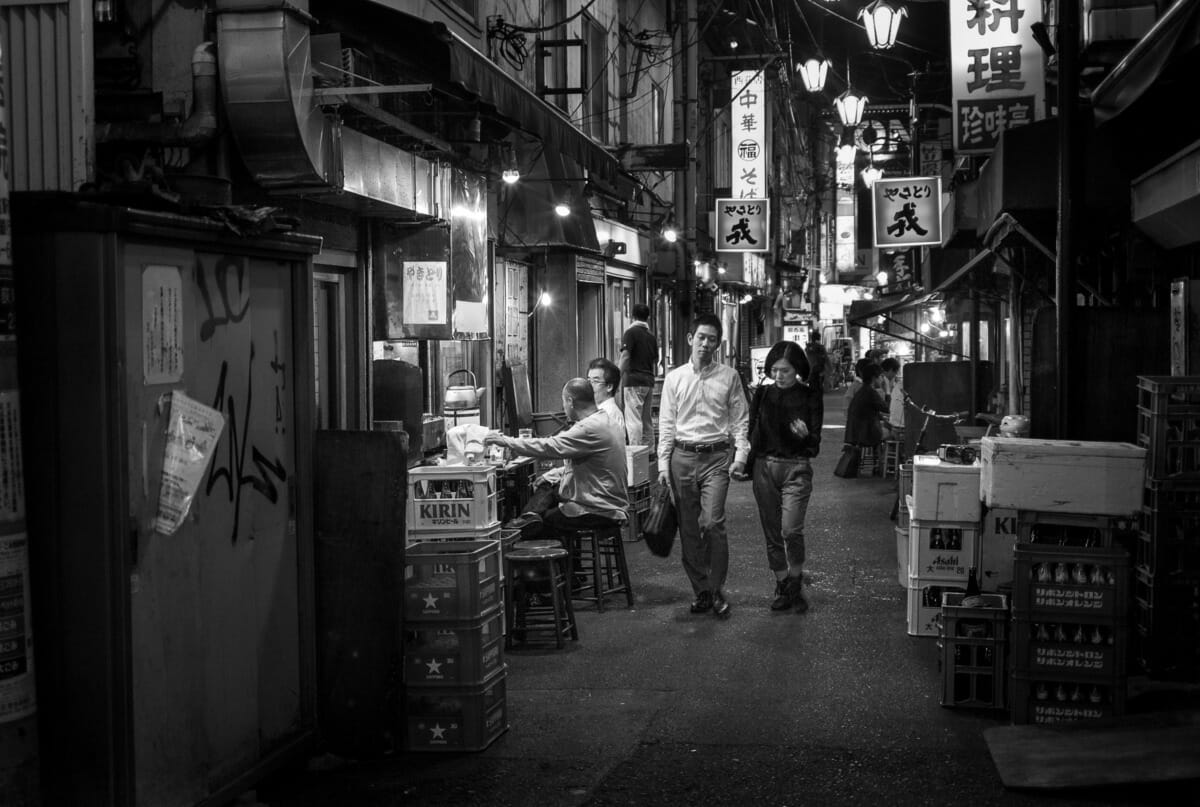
[
  {"xmin": 909, "ymin": 519, "xmax": 978, "ymax": 581},
  {"xmin": 1009, "ymin": 671, "xmax": 1126, "ymax": 725},
  {"xmin": 1137, "ymin": 375, "xmax": 1200, "ymax": 415},
  {"xmin": 406, "ymin": 525, "xmax": 501, "ymax": 547},
  {"xmin": 407, "ymin": 465, "xmax": 500, "ymax": 532},
  {"xmin": 404, "ymin": 609, "xmax": 505, "ymax": 686},
  {"xmin": 937, "ymin": 592, "xmax": 1008, "ymax": 710},
  {"xmin": 404, "ymin": 667, "xmax": 508, "ymax": 752},
  {"xmin": 405, "ymin": 539, "xmax": 502, "ymax": 622},
  {"xmin": 1136, "ymin": 407, "xmax": 1200, "ymax": 479},
  {"xmin": 1012, "ymin": 544, "xmax": 1130, "ymax": 619},
  {"xmin": 1010, "ymin": 615, "xmax": 1127, "ymax": 677},
  {"xmin": 906, "ymin": 575, "xmax": 967, "ymax": 637},
  {"xmin": 1016, "ymin": 510, "xmax": 1138, "ymax": 548}
]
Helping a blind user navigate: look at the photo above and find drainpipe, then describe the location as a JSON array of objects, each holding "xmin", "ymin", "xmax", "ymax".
[{"xmin": 95, "ymin": 42, "xmax": 219, "ymax": 147}]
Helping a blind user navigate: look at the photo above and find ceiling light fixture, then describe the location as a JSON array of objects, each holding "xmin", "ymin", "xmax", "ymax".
[
  {"xmin": 859, "ymin": 0, "xmax": 907, "ymax": 50},
  {"xmin": 797, "ymin": 57, "xmax": 830, "ymax": 93},
  {"xmin": 554, "ymin": 201, "xmax": 571, "ymax": 217}
]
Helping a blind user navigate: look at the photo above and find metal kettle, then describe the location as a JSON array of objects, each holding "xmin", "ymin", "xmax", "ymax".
[{"xmin": 443, "ymin": 369, "xmax": 485, "ymax": 410}]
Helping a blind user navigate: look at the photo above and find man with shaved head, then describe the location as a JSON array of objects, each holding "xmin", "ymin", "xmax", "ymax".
[{"xmin": 486, "ymin": 378, "xmax": 629, "ymax": 537}]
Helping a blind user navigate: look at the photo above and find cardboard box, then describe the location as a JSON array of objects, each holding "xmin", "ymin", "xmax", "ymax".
[
  {"xmin": 911, "ymin": 455, "xmax": 982, "ymax": 522},
  {"xmin": 980, "ymin": 507, "xmax": 1019, "ymax": 592},
  {"xmin": 980, "ymin": 437, "xmax": 1146, "ymax": 515},
  {"xmin": 626, "ymin": 445, "xmax": 652, "ymax": 486}
]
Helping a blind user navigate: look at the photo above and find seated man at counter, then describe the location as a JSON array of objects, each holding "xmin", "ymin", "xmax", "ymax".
[{"xmin": 486, "ymin": 377, "xmax": 629, "ymax": 537}]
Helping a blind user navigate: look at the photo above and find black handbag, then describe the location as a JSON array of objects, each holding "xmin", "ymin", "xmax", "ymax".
[
  {"xmin": 833, "ymin": 444, "xmax": 861, "ymax": 478},
  {"xmin": 642, "ymin": 484, "xmax": 678, "ymax": 557}
]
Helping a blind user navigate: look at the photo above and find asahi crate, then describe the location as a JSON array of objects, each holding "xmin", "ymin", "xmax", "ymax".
[
  {"xmin": 937, "ymin": 593, "xmax": 1008, "ymax": 710},
  {"xmin": 404, "ymin": 609, "xmax": 504, "ymax": 686},
  {"xmin": 1011, "ymin": 615, "xmax": 1127, "ymax": 677},
  {"xmin": 408, "ymin": 466, "xmax": 500, "ymax": 532},
  {"xmin": 404, "ymin": 667, "xmax": 508, "ymax": 752},
  {"xmin": 895, "ymin": 526, "xmax": 908, "ymax": 587},
  {"xmin": 405, "ymin": 539, "xmax": 502, "ymax": 622},
  {"xmin": 1012, "ymin": 544, "xmax": 1130, "ymax": 619},
  {"xmin": 1009, "ymin": 671, "xmax": 1125, "ymax": 725},
  {"xmin": 906, "ymin": 576, "xmax": 967, "ymax": 637},
  {"xmin": 909, "ymin": 519, "xmax": 978, "ymax": 581}
]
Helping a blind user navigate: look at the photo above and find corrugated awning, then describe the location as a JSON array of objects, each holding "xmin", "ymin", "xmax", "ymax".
[
  {"xmin": 1092, "ymin": 0, "xmax": 1200, "ymax": 125},
  {"xmin": 429, "ymin": 23, "xmax": 622, "ymax": 185},
  {"xmin": 931, "ymin": 249, "xmax": 994, "ymax": 294},
  {"xmin": 847, "ymin": 292, "xmax": 938, "ymax": 326}
]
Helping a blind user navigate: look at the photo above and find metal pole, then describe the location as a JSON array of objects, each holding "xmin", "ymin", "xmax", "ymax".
[
  {"xmin": 1055, "ymin": 0, "xmax": 1080, "ymax": 438},
  {"xmin": 672, "ymin": 0, "xmax": 699, "ymax": 363}
]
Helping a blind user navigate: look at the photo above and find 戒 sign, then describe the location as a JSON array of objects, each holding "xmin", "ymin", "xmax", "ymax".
[
  {"xmin": 949, "ymin": 0, "xmax": 1044, "ymax": 154},
  {"xmin": 730, "ymin": 70, "xmax": 767, "ymax": 199},
  {"xmin": 715, "ymin": 198, "xmax": 770, "ymax": 253},
  {"xmin": 871, "ymin": 177, "xmax": 942, "ymax": 248}
]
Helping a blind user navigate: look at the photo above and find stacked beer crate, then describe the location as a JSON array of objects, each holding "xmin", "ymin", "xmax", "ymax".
[
  {"xmin": 1134, "ymin": 376, "xmax": 1200, "ymax": 680},
  {"xmin": 625, "ymin": 445, "xmax": 653, "ymax": 541},
  {"xmin": 980, "ymin": 436, "xmax": 1145, "ymax": 724},
  {"xmin": 938, "ymin": 592, "xmax": 1009, "ymax": 710},
  {"xmin": 906, "ymin": 455, "xmax": 981, "ymax": 636},
  {"xmin": 403, "ymin": 465, "xmax": 508, "ymax": 751}
]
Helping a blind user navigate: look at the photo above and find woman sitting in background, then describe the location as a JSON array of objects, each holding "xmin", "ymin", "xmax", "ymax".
[{"xmin": 845, "ymin": 361, "xmax": 888, "ymax": 475}]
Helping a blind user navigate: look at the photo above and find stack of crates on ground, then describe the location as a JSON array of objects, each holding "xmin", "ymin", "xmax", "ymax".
[
  {"xmin": 980, "ymin": 434, "xmax": 1146, "ymax": 724},
  {"xmin": 906, "ymin": 455, "xmax": 981, "ymax": 636},
  {"xmin": 938, "ymin": 592, "xmax": 1009, "ymax": 710},
  {"xmin": 624, "ymin": 446, "xmax": 653, "ymax": 542},
  {"xmin": 1009, "ymin": 540, "xmax": 1130, "ymax": 724},
  {"xmin": 1134, "ymin": 376, "xmax": 1200, "ymax": 680},
  {"xmin": 895, "ymin": 462, "xmax": 913, "ymax": 586},
  {"xmin": 403, "ymin": 538, "xmax": 508, "ymax": 751}
]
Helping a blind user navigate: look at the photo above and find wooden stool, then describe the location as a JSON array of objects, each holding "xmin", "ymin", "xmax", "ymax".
[
  {"xmin": 881, "ymin": 439, "xmax": 902, "ymax": 478},
  {"xmin": 505, "ymin": 546, "xmax": 577, "ymax": 649},
  {"xmin": 859, "ymin": 445, "xmax": 879, "ymax": 477},
  {"xmin": 563, "ymin": 525, "xmax": 634, "ymax": 612}
]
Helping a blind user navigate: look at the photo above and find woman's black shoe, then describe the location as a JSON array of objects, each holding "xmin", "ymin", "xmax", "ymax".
[
  {"xmin": 770, "ymin": 580, "xmax": 793, "ymax": 611},
  {"xmin": 690, "ymin": 590, "xmax": 713, "ymax": 613}
]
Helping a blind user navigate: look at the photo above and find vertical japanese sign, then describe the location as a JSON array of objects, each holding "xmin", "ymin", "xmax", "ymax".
[
  {"xmin": 871, "ymin": 177, "xmax": 943, "ymax": 248},
  {"xmin": 950, "ymin": 0, "xmax": 1044, "ymax": 154},
  {"xmin": 730, "ymin": 70, "xmax": 766, "ymax": 199},
  {"xmin": 402, "ymin": 261, "xmax": 449, "ymax": 326}
]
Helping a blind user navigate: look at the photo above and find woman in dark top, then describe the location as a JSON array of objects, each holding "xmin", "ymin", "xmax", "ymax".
[
  {"xmin": 746, "ymin": 341, "xmax": 824, "ymax": 612},
  {"xmin": 845, "ymin": 361, "xmax": 888, "ymax": 453}
]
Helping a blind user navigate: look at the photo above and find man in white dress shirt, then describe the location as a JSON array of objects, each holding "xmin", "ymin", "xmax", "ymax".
[{"xmin": 657, "ymin": 314, "xmax": 750, "ymax": 618}]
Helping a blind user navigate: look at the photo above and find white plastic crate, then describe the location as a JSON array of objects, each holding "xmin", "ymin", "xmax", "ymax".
[
  {"xmin": 408, "ymin": 465, "xmax": 500, "ymax": 532},
  {"xmin": 911, "ymin": 455, "xmax": 982, "ymax": 522},
  {"xmin": 906, "ymin": 576, "xmax": 967, "ymax": 637},
  {"xmin": 626, "ymin": 445, "xmax": 651, "ymax": 486},
  {"xmin": 909, "ymin": 518, "xmax": 979, "ymax": 581}
]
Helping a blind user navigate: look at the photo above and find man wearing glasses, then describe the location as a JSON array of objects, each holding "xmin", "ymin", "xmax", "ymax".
[{"xmin": 587, "ymin": 357, "xmax": 626, "ymax": 436}]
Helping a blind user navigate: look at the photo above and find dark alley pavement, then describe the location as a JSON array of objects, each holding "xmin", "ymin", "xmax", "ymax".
[{"xmin": 256, "ymin": 390, "xmax": 1200, "ymax": 807}]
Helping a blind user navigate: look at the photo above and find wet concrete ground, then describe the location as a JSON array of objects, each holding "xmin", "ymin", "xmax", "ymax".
[{"xmin": 255, "ymin": 390, "xmax": 1200, "ymax": 806}]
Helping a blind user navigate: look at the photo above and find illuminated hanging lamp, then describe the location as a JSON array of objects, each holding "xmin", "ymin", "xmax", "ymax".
[
  {"xmin": 797, "ymin": 57, "xmax": 830, "ymax": 93},
  {"xmin": 834, "ymin": 60, "xmax": 868, "ymax": 128},
  {"xmin": 859, "ymin": 0, "xmax": 907, "ymax": 50}
]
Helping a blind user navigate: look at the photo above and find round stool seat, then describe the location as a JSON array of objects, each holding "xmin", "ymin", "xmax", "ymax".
[
  {"xmin": 512, "ymin": 539, "xmax": 562, "ymax": 552},
  {"xmin": 508, "ymin": 546, "xmax": 567, "ymax": 561}
]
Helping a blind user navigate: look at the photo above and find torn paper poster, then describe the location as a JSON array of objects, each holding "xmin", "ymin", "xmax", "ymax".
[{"xmin": 154, "ymin": 391, "xmax": 225, "ymax": 535}]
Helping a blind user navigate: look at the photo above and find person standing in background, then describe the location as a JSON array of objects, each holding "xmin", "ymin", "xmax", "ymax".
[
  {"xmin": 804, "ymin": 333, "xmax": 828, "ymax": 392},
  {"xmin": 619, "ymin": 302, "xmax": 659, "ymax": 449},
  {"xmin": 657, "ymin": 314, "xmax": 750, "ymax": 619}
]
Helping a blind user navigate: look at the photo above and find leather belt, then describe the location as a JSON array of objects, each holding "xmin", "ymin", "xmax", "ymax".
[{"xmin": 674, "ymin": 440, "xmax": 730, "ymax": 453}]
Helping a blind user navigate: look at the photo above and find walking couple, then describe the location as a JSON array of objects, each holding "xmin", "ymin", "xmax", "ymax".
[{"xmin": 658, "ymin": 315, "xmax": 823, "ymax": 618}]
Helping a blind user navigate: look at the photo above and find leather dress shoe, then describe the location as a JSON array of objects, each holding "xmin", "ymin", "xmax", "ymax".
[
  {"xmin": 689, "ymin": 590, "xmax": 713, "ymax": 613},
  {"xmin": 712, "ymin": 591, "xmax": 731, "ymax": 618}
]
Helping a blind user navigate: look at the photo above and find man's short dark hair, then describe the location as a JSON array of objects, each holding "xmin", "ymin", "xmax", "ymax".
[
  {"xmin": 587, "ymin": 357, "xmax": 620, "ymax": 390},
  {"xmin": 691, "ymin": 313, "xmax": 723, "ymax": 342},
  {"xmin": 881, "ymin": 357, "xmax": 900, "ymax": 373},
  {"xmin": 564, "ymin": 377, "xmax": 595, "ymax": 406},
  {"xmin": 632, "ymin": 302, "xmax": 651, "ymax": 321}
]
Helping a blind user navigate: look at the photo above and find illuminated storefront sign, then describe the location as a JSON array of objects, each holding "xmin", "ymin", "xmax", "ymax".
[
  {"xmin": 715, "ymin": 198, "xmax": 770, "ymax": 253},
  {"xmin": 949, "ymin": 0, "xmax": 1044, "ymax": 154},
  {"xmin": 731, "ymin": 70, "xmax": 767, "ymax": 199},
  {"xmin": 871, "ymin": 176, "xmax": 943, "ymax": 248}
]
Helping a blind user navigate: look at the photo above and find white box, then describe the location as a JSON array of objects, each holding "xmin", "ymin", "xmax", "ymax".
[
  {"xmin": 906, "ymin": 576, "xmax": 967, "ymax": 637},
  {"xmin": 909, "ymin": 519, "xmax": 978, "ymax": 581},
  {"xmin": 979, "ymin": 437, "xmax": 1146, "ymax": 515},
  {"xmin": 626, "ymin": 445, "xmax": 651, "ymax": 486},
  {"xmin": 979, "ymin": 507, "xmax": 1019, "ymax": 593},
  {"xmin": 911, "ymin": 455, "xmax": 982, "ymax": 522}
]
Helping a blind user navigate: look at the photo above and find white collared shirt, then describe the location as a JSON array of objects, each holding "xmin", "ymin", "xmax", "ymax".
[{"xmin": 657, "ymin": 360, "xmax": 750, "ymax": 472}]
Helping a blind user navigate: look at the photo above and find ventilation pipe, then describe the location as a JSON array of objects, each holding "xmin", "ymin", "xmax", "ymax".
[{"xmin": 95, "ymin": 42, "xmax": 219, "ymax": 147}]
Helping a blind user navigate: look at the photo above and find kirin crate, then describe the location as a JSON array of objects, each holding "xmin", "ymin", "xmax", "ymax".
[
  {"xmin": 937, "ymin": 592, "xmax": 1008, "ymax": 710},
  {"xmin": 404, "ymin": 667, "xmax": 508, "ymax": 752},
  {"xmin": 404, "ymin": 609, "xmax": 505, "ymax": 687},
  {"xmin": 408, "ymin": 465, "xmax": 500, "ymax": 532},
  {"xmin": 405, "ymin": 539, "xmax": 503, "ymax": 622},
  {"xmin": 1012, "ymin": 544, "xmax": 1130, "ymax": 619}
]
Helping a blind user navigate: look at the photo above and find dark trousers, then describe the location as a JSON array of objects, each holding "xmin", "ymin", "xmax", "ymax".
[{"xmin": 520, "ymin": 487, "xmax": 619, "ymax": 537}]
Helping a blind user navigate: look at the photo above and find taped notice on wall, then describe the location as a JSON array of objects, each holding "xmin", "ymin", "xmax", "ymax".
[
  {"xmin": 0, "ymin": 391, "xmax": 23, "ymax": 521},
  {"xmin": 0, "ymin": 531, "xmax": 35, "ymax": 722},
  {"xmin": 155, "ymin": 391, "xmax": 225, "ymax": 535}
]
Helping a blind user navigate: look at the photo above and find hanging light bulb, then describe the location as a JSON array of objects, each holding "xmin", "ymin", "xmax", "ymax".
[
  {"xmin": 836, "ymin": 144, "xmax": 857, "ymax": 164},
  {"xmin": 835, "ymin": 91, "xmax": 868, "ymax": 127},
  {"xmin": 663, "ymin": 225, "xmax": 679, "ymax": 243},
  {"xmin": 862, "ymin": 164, "xmax": 883, "ymax": 187},
  {"xmin": 555, "ymin": 201, "xmax": 571, "ymax": 217},
  {"xmin": 797, "ymin": 57, "xmax": 830, "ymax": 93},
  {"xmin": 860, "ymin": 0, "xmax": 908, "ymax": 50},
  {"xmin": 876, "ymin": 270, "xmax": 889, "ymax": 286}
]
